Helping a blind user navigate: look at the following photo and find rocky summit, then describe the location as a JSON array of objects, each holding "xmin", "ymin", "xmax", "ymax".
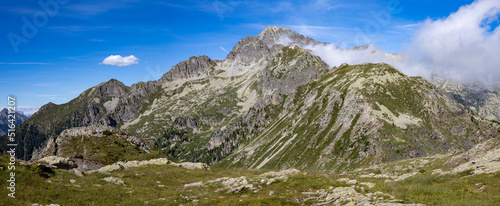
[{"xmin": 1, "ymin": 26, "xmax": 500, "ymax": 205}]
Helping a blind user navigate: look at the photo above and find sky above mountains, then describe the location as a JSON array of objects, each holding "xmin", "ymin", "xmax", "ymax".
[{"xmin": 1, "ymin": 0, "xmax": 498, "ymax": 109}]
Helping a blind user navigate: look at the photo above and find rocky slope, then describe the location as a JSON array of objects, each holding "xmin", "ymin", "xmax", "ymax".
[
  {"xmin": 0, "ymin": 78, "xmax": 165, "ymax": 160},
  {"xmin": 2, "ymin": 26, "xmax": 499, "ymax": 173},
  {"xmin": 431, "ymin": 76, "xmax": 500, "ymax": 122},
  {"xmin": 217, "ymin": 63, "xmax": 498, "ymax": 171},
  {"xmin": 0, "ymin": 108, "xmax": 28, "ymax": 136}
]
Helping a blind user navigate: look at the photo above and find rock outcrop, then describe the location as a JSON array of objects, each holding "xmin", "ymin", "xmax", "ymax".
[
  {"xmin": 432, "ymin": 75, "xmax": 500, "ymax": 122},
  {"xmin": 31, "ymin": 126, "xmax": 151, "ymax": 171},
  {"xmin": 86, "ymin": 158, "xmax": 208, "ymax": 174},
  {"xmin": 102, "ymin": 176, "xmax": 125, "ymax": 186},
  {"xmin": 450, "ymin": 136, "xmax": 500, "ymax": 174},
  {"xmin": 37, "ymin": 156, "xmax": 77, "ymax": 170},
  {"xmin": 160, "ymin": 55, "xmax": 216, "ymax": 81}
]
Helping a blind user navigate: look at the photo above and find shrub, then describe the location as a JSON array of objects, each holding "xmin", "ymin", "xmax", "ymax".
[
  {"xmin": 29, "ymin": 164, "xmax": 55, "ymax": 178},
  {"xmin": 103, "ymin": 130, "xmax": 113, "ymax": 136}
]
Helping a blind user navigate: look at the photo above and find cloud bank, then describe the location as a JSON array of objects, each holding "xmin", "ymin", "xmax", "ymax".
[
  {"xmin": 406, "ymin": 0, "xmax": 500, "ymax": 84},
  {"xmin": 304, "ymin": 43, "xmax": 403, "ymax": 70},
  {"xmin": 275, "ymin": 35, "xmax": 404, "ymax": 72},
  {"xmin": 101, "ymin": 55, "xmax": 139, "ymax": 66},
  {"xmin": 276, "ymin": 0, "xmax": 500, "ymax": 86}
]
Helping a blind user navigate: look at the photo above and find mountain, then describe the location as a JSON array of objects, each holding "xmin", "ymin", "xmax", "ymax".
[
  {"xmin": 0, "ymin": 108, "xmax": 28, "ymax": 136},
  {"xmin": 217, "ymin": 63, "xmax": 498, "ymax": 171},
  {"xmin": 2, "ymin": 26, "xmax": 499, "ymax": 172},
  {"xmin": 431, "ymin": 76, "xmax": 500, "ymax": 123}
]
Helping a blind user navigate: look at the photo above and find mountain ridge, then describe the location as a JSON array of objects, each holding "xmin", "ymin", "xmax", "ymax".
[{"xmin": 2, "ymin": 26, "xmax": 498, "ymax": 173}]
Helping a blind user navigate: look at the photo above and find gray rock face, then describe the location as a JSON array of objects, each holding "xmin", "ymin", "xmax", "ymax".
[
  {"xmin": 256, "ymin": 26, "xmax": 321, "ymax": 47},
  {"xmin": 94, "ymin": 79, "xmax": 128, "ymax": 97},
  {"xmin": 431, "ymin": 76, "xmax": 500, "ymax": 122},
  {"xmin": 160, "ymin": 55, "xmax": 215, "ymax": 81},
  {"xmin": 173, "ymin": 116, "xmax": 198, "ymax": 129},
  {"xmin": 226, "ymin": 36, "xmax": 270, "ymax": 64}
]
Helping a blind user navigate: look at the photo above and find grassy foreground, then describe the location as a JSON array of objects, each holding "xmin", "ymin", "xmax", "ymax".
[{"xmin": 0, "ymin": 155, "xmax": 499, "ymax": 205}]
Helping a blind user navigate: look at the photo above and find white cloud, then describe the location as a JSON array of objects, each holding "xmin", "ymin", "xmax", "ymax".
[
  {"xmin": 405, "ymin": 0, "xmax": 500, "ymax": 84},
  {"xmin": 101, "ymin": 55, "xmax": 139, "ymax": 66},
  {"xmin": 275, "ymin": 0, "xmax": 500, "ymax": 86},
  {"xmin": 0, "ymin": 62, "xmax": 50, "ymax": 65},
  {"xmin": 305, "ymin": 43, "xmax": 403, "ymax": 69},
  {"xmin": 273, "ymin": 35, "xmax": 402, "ymax": 70}
]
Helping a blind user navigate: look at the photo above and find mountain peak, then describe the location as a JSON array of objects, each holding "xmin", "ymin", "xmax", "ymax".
[
  {"xmin": 256, "ymin": 26, "xmax": 321, "ymax": 48},
  {"xmin": 92, "ymin": 78, "xmax": 129, "ymax": 97},
  {"xmin": 100, "ymin": 78, "xmax": 123, "ymax": 86},
  {"xmin": 257, "ymin": 26, "xmax": 294, "ymax": 39},
  {"xmin": 160, "ymin": 55, "xmax": 215, "ymax": 81},
  {"xmin": 224, "ymin": 26, "xmax": 320, "ymax": 67}
]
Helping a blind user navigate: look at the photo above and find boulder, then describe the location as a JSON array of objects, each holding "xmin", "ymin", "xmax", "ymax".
[
  {"xmin": 37, "ymin": 156, "xmax": 77, "ymax": 170},
  {"xmin": 171, "ymin": 162, "xmax": 209, "ymax": 170},
  {"xmin": 102, "ymin": 177, "xmax": 125, "ymax": 186},
  {"xmin": 97, "ymin": 164, "xmax": 125, "ymax": 173}
]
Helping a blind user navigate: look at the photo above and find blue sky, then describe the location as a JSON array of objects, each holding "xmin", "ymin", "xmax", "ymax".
[{"xmin": 0, "ymin": 0, "xmax": 479, "ymax": 109}]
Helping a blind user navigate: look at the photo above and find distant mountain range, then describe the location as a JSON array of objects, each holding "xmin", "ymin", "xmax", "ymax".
[
  {"xmin": 17, "ymin": 106, "xmax": 40, "ymax": 117},
  {"xmin": 1, "ymin": 26, "xmax": 498, "ymax": 173},
  {"xmin": 0, "ymin": 108, "xmax": 28, "ymax": 136}
]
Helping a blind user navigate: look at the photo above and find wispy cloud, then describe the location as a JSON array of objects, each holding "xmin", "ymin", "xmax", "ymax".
[
  {"xmin": 63, "ymin": 0, "xmax": 139, "ymax": 17},
  {"xmin": 219, "ymin": 46, "xmax": 229, "ymax": 53},
  {"xmin": 0, "ymin": 6, "xmax": 39, "ymax": 15},
  {"xmin": 33, "ymin": 82, "xmax": 59, "ymax": 87},
  {"xmin": 0, "ymin": 62, "xmax": 50, "ymax": 65},
  {"xmin": 312, "ymin": 0, "xmax": 353, "ymax": 11},
  {"xmin": 393, "ymin": 23, "xmax": 421, "ymax": 29},
  {"xmin": 36, "ymin": 94, "xmax": 59, "ymax": 100},
  {"xmin": 48, "ymin": 26, "xmax": 112, "ymax": 32},
  {"xmin": 286, "ymin": 25, "xmax": 355, "ymax": 36}
]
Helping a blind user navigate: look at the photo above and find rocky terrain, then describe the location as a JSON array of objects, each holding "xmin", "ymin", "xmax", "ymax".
[
  {"xmin": 3, "ymin": 140, "xmax": 500, "ymax": 206},
  {"xmin": 218, "ymin": 63, "xmax": 498, "ymax": 171},
  {"xmin": 431, "ymin": 76, "xmax": 500, "ymax": 122},
  {"xmin": 182, "ymin": 169, "xmax": 424, "ymax": 205},
  {"xmin": 0, "ymin": 108, "xmax": 28, "ymax": 136}
]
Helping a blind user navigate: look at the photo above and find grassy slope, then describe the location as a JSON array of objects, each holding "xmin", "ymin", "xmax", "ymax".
[{"xmin": 55, "ymin": 131, "xmax": 166, "ymax": 165}]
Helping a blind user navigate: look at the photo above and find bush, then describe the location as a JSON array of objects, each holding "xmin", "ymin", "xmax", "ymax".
[
  {"xmin": 29, "ymin": 164, "xmax": 55, "ymax": 178},
  {"xmin": 103, "ymin": 130, "xmax": 113, "ymax": 136}
]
